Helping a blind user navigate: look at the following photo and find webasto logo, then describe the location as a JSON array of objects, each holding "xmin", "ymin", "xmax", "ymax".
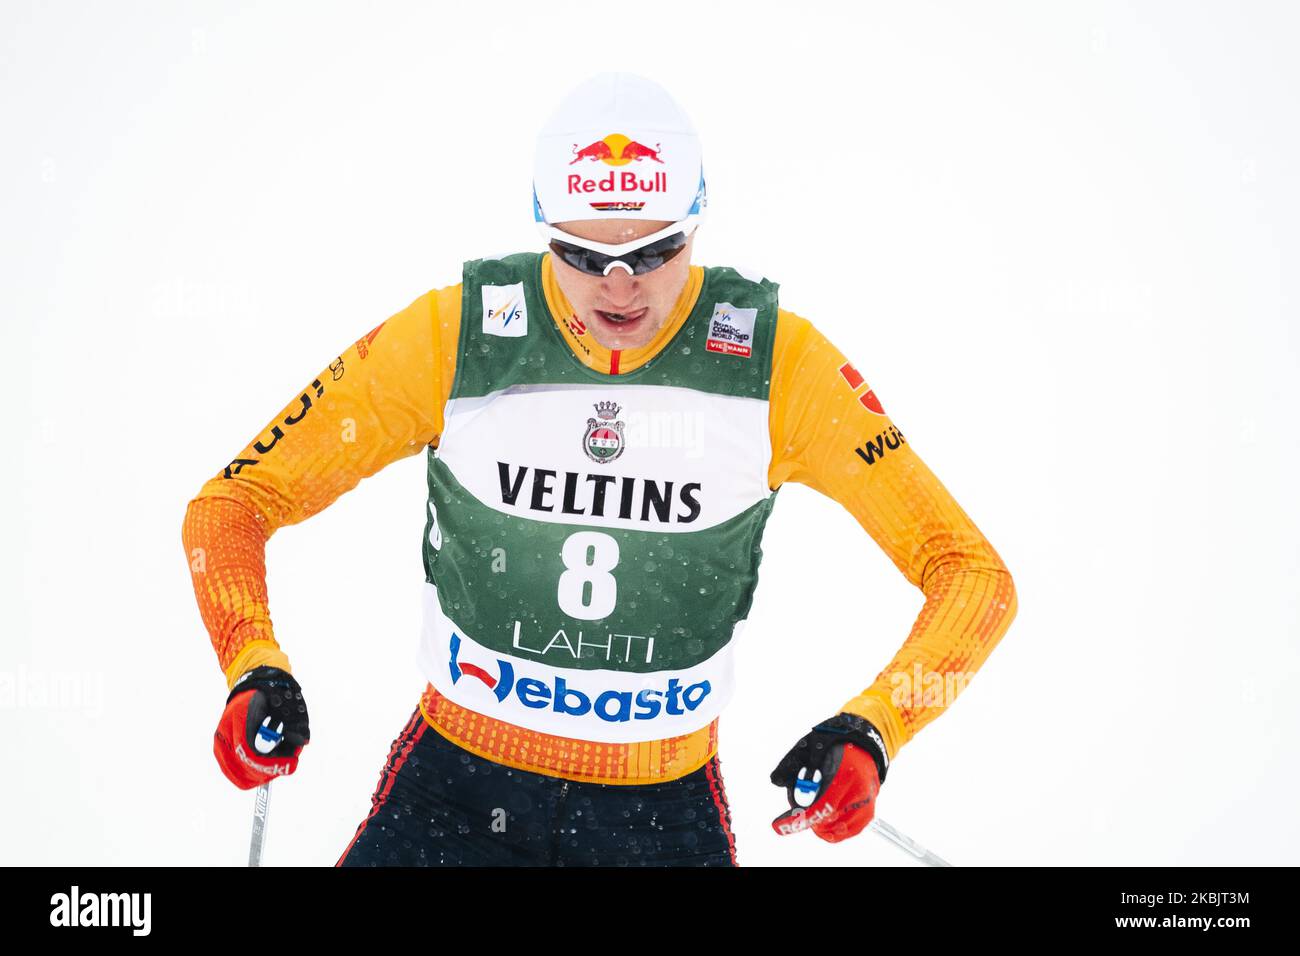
[{"xmin": 448, "ymin": 633, "xmax": 710, "ymax": 722}]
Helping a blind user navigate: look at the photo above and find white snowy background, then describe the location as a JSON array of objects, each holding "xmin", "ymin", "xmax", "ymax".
[{"xmin": 2, "ymin": 0, "xmax": 1297, "ymax": 867}]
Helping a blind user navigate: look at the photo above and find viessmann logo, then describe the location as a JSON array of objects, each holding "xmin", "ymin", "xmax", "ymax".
[{"xmin": 447, "ymin": 632, "xmax": 711, "ymax": 723}]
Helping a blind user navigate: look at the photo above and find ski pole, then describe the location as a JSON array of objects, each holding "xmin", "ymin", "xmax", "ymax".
[
  {"xmin": 870, "ymin": 816, "xmax": 951, "ymax": 867},
  {"xmin": 248, "ymin": 782, "xmax": 272, "ymax": 867},
  {"xmin": 784, "ymin": 781, "xmax": 953, "ymax": 866}
]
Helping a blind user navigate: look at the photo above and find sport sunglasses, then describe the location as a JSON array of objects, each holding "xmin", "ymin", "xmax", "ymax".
[{"xmin": 548, "ymin": 230, "xmax": 689, "ymax": 277}]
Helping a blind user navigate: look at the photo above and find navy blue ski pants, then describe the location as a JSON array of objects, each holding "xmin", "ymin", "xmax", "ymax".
[{"xmin": 336, "ymin": 708, "xmax": 739, "ymax": 867}]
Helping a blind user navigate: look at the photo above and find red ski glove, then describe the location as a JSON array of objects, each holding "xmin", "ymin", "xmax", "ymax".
[
  {"xmin": 770, "ymin": 713, "xmax": 889, "ymax": 843},
  {"xmin": 213, "ymin": 666, "xmax": 310, "ymax": 790}
]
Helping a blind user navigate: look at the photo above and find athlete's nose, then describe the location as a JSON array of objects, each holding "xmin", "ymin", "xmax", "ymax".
[{"xmin": 601, "ymin": 266, "xmax": 638, "ymax": 308}]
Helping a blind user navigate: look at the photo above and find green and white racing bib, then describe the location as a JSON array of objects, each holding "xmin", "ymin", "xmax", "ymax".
[{"xmin": 417, "ymin": 252, "xmax": 781, "ymax": 743}]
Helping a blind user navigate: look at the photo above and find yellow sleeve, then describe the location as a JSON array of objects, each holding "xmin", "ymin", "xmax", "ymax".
[
  {"xmin": 767, "ymin": 307, "xmax": 1018, "ymax": 763},
  {"xmin": 181, "ymin": 285, "xmax": 463, "ymax": 689}
]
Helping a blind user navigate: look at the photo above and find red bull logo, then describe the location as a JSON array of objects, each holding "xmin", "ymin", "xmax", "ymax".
[
  {"xmin": 567, "ymin": 133, "xmax": 670, "ymax": 198},
  {"xmin": 570, "ymin": 133, "xmax": 665, "ymax": 166},
  {"xmin": 568, "ymin": 170, "xmax": 668, "ymax": 196}
]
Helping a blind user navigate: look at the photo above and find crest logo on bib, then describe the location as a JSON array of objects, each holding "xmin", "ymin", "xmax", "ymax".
[{"xmin": 583, "ymin": 401, "xmax": 626, "ymax": 464}]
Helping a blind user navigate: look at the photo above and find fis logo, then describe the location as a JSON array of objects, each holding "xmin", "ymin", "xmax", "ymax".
[
  {"xmin": 447, "ymin": 632, "xmax": 711, "ymax": 724},
  {"xmin": 482, "ymin": 283, "xmax": 528, "ymax": 338}
]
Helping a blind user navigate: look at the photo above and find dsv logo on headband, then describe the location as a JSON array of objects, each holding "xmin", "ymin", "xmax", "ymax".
[{"xmin": 447, "ymin": 632, "xmax": 710, "ymax": 723}]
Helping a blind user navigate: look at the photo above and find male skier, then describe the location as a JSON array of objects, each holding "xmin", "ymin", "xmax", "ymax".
[{"xmin": 184, "ymin": 72, "xmax": 1017, "ymax": 866}]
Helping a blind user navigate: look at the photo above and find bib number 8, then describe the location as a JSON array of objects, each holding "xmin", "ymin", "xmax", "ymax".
[{"xmin": 558, "ymin": 531, "xmax": 619, "ymax": 620}]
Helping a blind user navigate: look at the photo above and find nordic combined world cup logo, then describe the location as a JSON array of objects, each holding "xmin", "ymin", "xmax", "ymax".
[{"xmin": 583, "ymin": 401, "xmax": 625, "ymax": 464}]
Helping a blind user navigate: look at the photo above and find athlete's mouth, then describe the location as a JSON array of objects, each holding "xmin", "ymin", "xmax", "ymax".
[{"xmin": 595, "ymin": 307, "xmax": 648, "ymax": 325}]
